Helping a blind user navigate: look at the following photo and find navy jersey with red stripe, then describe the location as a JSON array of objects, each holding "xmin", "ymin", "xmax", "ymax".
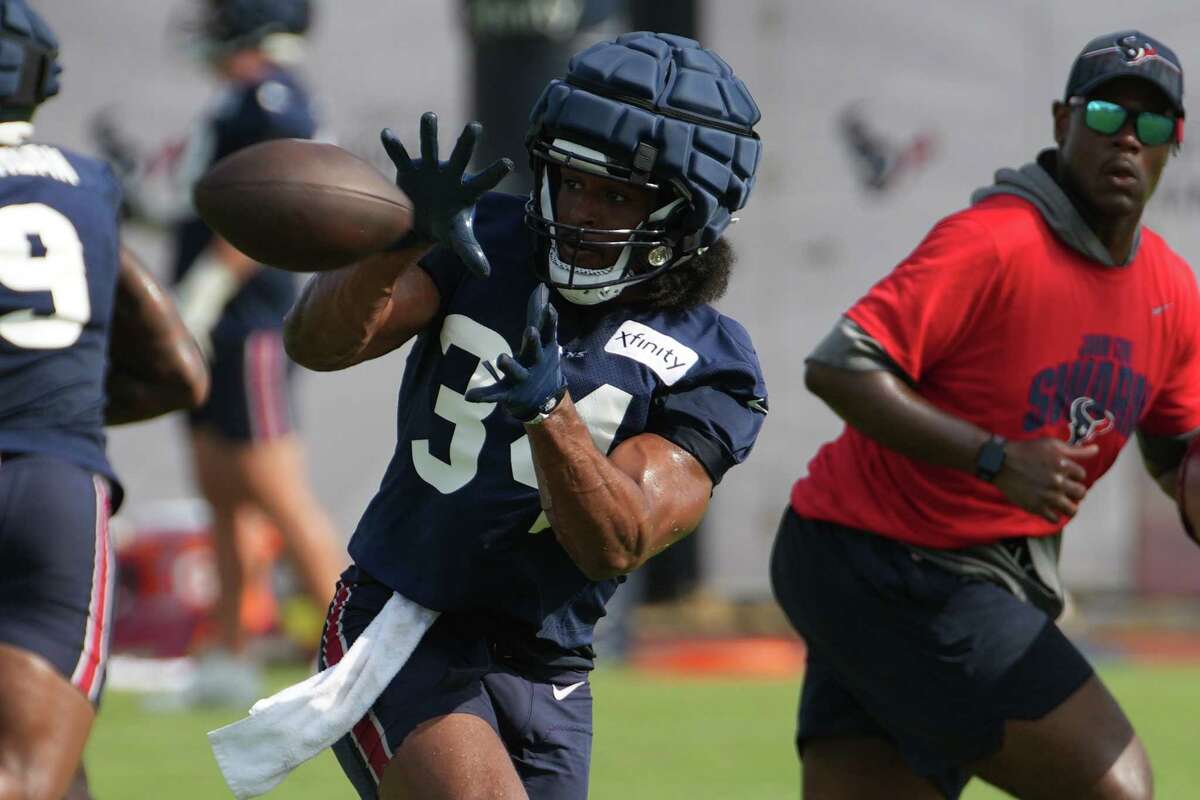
[
  {"xmin": 348, "ymin": 192, "xmax": 767, "ymax": 651},
  {"xmin": 0, "ymin": 142, "xmax": 120, "ymax": 488},
  {"xmin": 173, "ymin": 66, "xmax": 317, "ymax": 338}
]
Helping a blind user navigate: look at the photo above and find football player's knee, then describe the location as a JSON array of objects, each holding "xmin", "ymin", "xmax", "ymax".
[{"xmin": 1098, "ymin": 736, "xmax": 1152, "ymax": 800}]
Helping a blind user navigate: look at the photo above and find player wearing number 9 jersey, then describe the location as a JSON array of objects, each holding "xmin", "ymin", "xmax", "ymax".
[
  {"xmin": 0, "ymin": 3, "xmax": 208, "ymax": 799},
  {"xmin": 284, "ymin": 33, "xmax": 765, "ymax": 800}
]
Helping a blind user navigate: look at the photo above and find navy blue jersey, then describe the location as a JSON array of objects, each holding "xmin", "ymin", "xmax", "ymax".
[
  {"xmin": 0, "ymin": 142, "xmax": 121, "ymax": 489},
  {"xmin": 173, "ymin": 66, "xmax": 317, "ymax": 339},
  {"xmin": 349, "ymin": 193, "xmax": 767, "ymax": 652}
]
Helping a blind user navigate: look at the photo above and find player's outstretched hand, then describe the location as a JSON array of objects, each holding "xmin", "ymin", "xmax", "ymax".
[
  {"xmin": 380, "ymin": 112, "xmax": 513, "ymax": 278},
  {"xmin": 465, "ymin": 284, "xmax": 567, "ymax": 422},
  {"xmin": 993, "ymin": 438, "xmax": 1099, "ymax": 524}
]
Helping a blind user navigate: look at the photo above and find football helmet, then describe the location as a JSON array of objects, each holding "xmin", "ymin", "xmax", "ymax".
[
  {"xmin": 526, "ymin": 32, "xmax": 762, "ymax": 305},
  {"xmin": 0, "ymin": 0, "xmax": 60, "ymax": 119},
  {"xmin": 195, "ymin": 0, "xmax": 311, "ymax": 59}
]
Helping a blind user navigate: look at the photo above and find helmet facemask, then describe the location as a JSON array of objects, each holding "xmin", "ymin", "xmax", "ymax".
[{"xmin": 526, "ymin": 137, "xmax": 692, "ymax": 306}]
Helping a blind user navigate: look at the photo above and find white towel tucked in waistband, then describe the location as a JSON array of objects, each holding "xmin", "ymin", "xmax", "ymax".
[{"xmin": 208, "ymin": 591, "xmax": 439, "ymax": 799}]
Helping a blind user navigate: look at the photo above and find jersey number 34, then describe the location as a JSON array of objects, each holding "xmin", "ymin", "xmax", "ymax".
[{"xmin": 413, "ymin": 314, "xmax": 633, "ymax": 531}]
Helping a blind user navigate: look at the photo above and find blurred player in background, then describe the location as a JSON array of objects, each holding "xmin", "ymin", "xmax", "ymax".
[
  {"xmin": 773, "ymin": 30, "xmax": 1195, "ymax": 800},
  {"xmin": 97, "ymin": 0, "xmax": 344, "ymax": 705},
  {"xmin": 0, "ymin": 2, "xmax": 209, "ymax": 797},
  {"xmin": 285, "ymin": 32, "xmax": 766, "ymax": 800}
]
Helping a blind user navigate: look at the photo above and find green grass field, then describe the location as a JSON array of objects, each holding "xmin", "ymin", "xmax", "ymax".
[{"xmin": 85, "ymin": 662, "xmax": 1200, "ymax": 799}]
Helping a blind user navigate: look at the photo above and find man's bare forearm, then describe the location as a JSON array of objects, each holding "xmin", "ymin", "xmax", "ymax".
[
  {"xmin": 527, "ymin": 396, "xmax": 709, "ymax": 581},
  {"xmin": 283, "ymin": 246, "xmax": 436, "ymax": 371},
  {"xmin": 526, "ymin": 395, "xmax": 654, "ymax": 580},
  {"xmin": 805, "ymin": 362, "xmax": 990, "ymax": 472}
]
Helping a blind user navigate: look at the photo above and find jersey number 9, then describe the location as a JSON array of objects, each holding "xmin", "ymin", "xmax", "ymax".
[{"xmin": 0, "ymin": 203, "xmax": 90, "ymax": 350}]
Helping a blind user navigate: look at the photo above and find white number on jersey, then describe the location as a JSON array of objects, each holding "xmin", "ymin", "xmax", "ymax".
[
  {"xmin": 412, "ymin": 314, "xmax": 511, "ymax": 494},
  {"xmin": 0, "ymin": 203, "xmax": 90, "ymax": 349},
  {"xmin": 414, "ymin": 314, "xmax": 635, "ymax": 533}
]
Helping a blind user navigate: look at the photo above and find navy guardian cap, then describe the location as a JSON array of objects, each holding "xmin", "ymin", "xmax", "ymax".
[
  {"xmin": 526, "ymin": 31, "xmax": 762, "ymax": 305},
  {"xmin": 0, "ymin": 0, "xmax": 60, "ymax": 120}
]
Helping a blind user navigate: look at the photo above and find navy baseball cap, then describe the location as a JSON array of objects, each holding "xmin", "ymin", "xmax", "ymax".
[{"xmin": 1064, "ymin": 31, "xmax": 1184, "ymax": 117}]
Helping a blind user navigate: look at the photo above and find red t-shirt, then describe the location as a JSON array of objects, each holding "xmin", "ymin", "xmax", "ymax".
[{"xmin": 791, "ymin": 195, "xmax": 1200, "ymax": 548}]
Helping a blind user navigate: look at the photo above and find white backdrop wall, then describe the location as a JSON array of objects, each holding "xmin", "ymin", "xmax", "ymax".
[{"xmin": 32, "ymin": 0, "xmax": 1200, "ymax": 598}]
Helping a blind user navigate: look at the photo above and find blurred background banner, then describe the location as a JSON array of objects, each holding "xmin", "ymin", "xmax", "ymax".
[{"xmin": 33, "ymin": 0, "xmax": 1200, "ymax": 604}]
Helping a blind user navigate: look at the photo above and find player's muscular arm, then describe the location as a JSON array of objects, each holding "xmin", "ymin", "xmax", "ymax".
[
  {"xmin": 106, "ymin": 246, "xmax": 209, "ymax": 425},
  {"xmin": 283, "ymin": 243, "xmax": 440, "ymax": 371},
  {"xmin": 806, "ymin": 362, "xmax": 1097, "ymax": 524},
  {"xmin": 1136, "ymin": 429, "xmax": 1189, "ymax": 499},
  {"xmin": 527, "ymin": 402, "xmax": 712, "ymax": 580}
]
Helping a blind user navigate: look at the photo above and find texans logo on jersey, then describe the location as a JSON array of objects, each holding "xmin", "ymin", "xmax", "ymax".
[{"xmin": 1067, "ymin": 396, "xmax": 1115, "ymax": 446}]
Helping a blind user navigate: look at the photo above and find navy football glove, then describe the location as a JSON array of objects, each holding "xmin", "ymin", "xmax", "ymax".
[
  {"xmin": 465, "ymin": 284, "xmax": 567, "ymax": 422},
  {"xmin": 380, "ymin": 112, "xmax": 513, "ymax": 278}
]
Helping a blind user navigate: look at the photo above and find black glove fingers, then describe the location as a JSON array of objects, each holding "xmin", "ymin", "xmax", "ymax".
[
  {"xmin": 518, "ymin": 326, "xmax": 542, "ymax": 364},
  {"xmin": 525, "ymin": 284, "xmax": 549, "ymax": 323},
  {"xmin": 464, "ymin": 384, "xmax": 504, "ymax": 404},
  {"xmin": 464, "ymin": 158, "xmax": 514, "ymax": 194},
  {"xmin": 496, "ymin": 353, "xmax": 530, "ymax": 382},
  {"xmin": 418, "ymin": 111, "xmax": 440, "ymax": 167},
  {"xmin": 380, "ymin": 128, "xmax": 414, "ymax": 173},
  {"xmin": 447, "ymin": 122, "xmax": 481, "ymax": 178},
  {"xmin": 450, "ymin": 211, "xmax": 490, "ymax": 278},
  {"xmin": 541, "ymin": 300, "xmax": 558, "ymax": 346}
]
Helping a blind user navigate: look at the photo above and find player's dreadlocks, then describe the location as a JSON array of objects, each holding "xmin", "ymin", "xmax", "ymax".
[{"xmin": 637, "ymin": 239, "xmax": 735, "ymax": 311}]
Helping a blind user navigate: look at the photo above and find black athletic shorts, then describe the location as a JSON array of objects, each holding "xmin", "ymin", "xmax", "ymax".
[
  {"xmin": 318, "ymin": 566, "xmax": 594, "ymax": 800},
  {"xmin": 188, "ymin": 329, "xmax": 295, "ymax": 443},
  {"xmin": 770, "ymin": 507, "xmax": 1094, "ymax": 799}
]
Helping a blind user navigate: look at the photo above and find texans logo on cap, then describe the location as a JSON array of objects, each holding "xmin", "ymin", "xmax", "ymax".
[
  {"xmin": 1064, "ymin": 30, "xmax": 1185, "ymax": 118},
  {"xmin": 1120, "ymin": 34, "xmax": 1159, "ymax": 65}
]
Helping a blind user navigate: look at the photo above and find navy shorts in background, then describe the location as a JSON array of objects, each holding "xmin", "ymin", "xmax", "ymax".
[
  {"xmin": 188, "ymin": 329, "xmax": 295, "ymax": 443},
  {"xmin": 0, "ymin": 454, "xmax": 114, "ymax": 704},
  {"xmin": 769, "ymin": 508, "xmax": 1094, "ymax": 800},
  {"xmin": 318, "ymin": 567, "xmax": 594, "ymax": 800}
]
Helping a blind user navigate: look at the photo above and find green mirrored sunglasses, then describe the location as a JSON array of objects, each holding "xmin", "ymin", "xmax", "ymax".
[{"xmin": 1069, "ymin": 97, "xmax": 1180, "ymax": 147}]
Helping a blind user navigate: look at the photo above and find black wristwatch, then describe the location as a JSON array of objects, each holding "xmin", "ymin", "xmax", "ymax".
[{"xmin": 975, "ymin": 435, "xmax": 1007, "ymax": 482}]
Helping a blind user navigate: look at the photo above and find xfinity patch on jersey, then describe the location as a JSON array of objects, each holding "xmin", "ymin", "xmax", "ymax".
[{"xmin": 604, "ymin": 320, "xmax": 698, "ymax": 386}]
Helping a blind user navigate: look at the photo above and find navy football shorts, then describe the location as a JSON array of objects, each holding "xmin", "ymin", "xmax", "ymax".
[
  {"xmin": 318, "ymin": 566, "xmax": 594, "ymax": 800},
  {"xmin": 189, "ymin": 328, "xmax": 295, "ymax": 443},
  {"xmin": 770, "ymin": 507, "xmax": 1094, "ymax": 800},
  {"xmin": 0, "ymin": 454, "xmax": 115, "ymax": 704}
]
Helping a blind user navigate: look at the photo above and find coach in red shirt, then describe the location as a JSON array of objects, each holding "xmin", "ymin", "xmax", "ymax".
[{"xmin": 773, "ymin": 30, "xmax": 1193, "ymax": 800}]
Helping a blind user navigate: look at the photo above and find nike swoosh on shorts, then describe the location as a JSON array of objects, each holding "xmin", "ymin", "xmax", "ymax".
[{"xmin": 552, "ymin": 681, "xmax": 586, "ymax": 701}]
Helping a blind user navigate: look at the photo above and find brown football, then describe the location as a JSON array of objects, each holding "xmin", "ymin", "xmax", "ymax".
[{"xmin": 193, "ymin": 138, "xmax": 413, "ymax": 271}]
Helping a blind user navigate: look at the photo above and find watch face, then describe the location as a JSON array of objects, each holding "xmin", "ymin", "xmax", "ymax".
[{"xmin": 977, "ymin": 439, "xmax": 1005, "ymax": 478}]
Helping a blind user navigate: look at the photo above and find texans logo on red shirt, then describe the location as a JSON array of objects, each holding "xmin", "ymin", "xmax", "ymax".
[
  {"xmin": 1023, "ymin": 334, "xmax": 1150, "ymax": 440},
  {"xmin": 1068, "ymin": 396, "xmax": 1115, "ymax": 446}
]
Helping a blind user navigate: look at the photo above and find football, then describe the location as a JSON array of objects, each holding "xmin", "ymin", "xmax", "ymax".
[
  {"xmin": 193, "ymin": 138, "xmax": 413, "ymax": 271},
  {"xmin": 1178, "ymin": 435, "xmax": 1200, "ymax": 545}
]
